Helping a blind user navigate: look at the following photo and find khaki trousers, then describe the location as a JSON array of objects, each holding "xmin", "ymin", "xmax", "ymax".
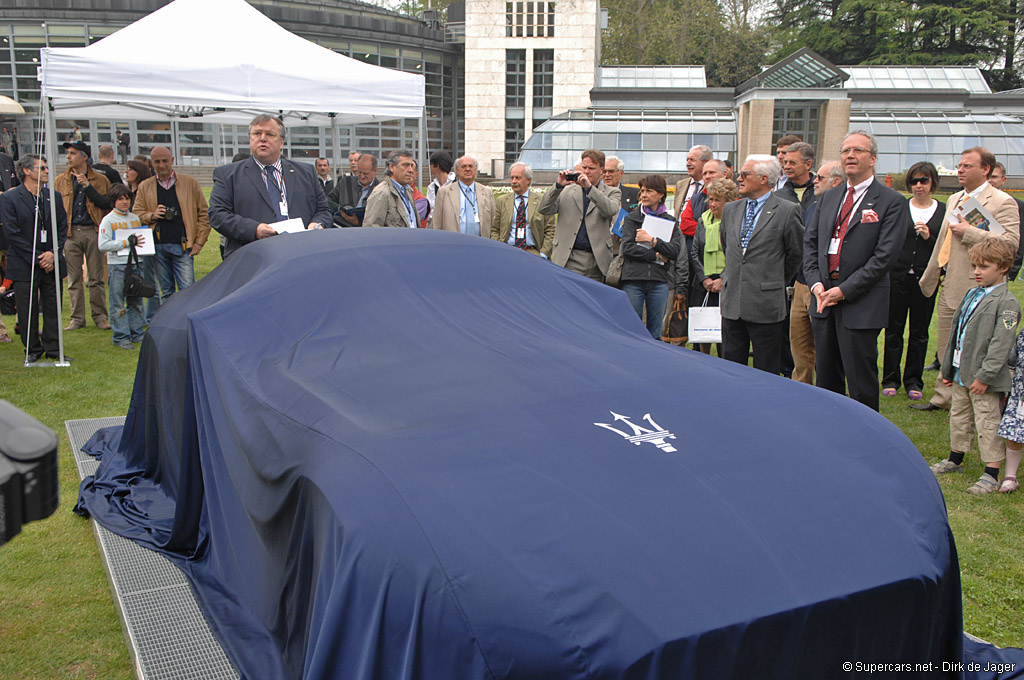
[
  {"xmin": 950, "ymin": 382, "xmax": 1005, "ymax": 464},
  {"xmin": 790, "ymin": 281, "xmax": 815, "ymax": 384},
  {"xmin": 929, "ymin": 287, "xmax": 957, "ymax": 408},
  {"xmin": 65, "ymin": 225, "xmax": 108, "ymax": 326},
  {"xmin": 566, "ymin": 249, "xmax": 603, "ymax": 282}
]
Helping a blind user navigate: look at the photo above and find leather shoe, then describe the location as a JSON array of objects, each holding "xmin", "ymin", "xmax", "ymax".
[
  {"xmin": 26, "ymin": 351, "xmax": 43, "ymax": 363},
  {"xmin": 95, "ymin": 322, "xmax": 112, "ymax": 331},
  {"xmin": 64, "ymin": 322, "xmax": 85, "ymax": 331},
  {"xmin": 909, "ymin": 402, "xmax": 943, "ymax": 411},
  {"xmin": 0, "ymin": 333, "xmax": 11, "ymax": 343},
  {"xmin": 46, "ymin": 352, "xmax": 71, "ymax": 361}
]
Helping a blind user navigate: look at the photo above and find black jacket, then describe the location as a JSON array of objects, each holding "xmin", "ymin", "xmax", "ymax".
[
  {"xmin": 892, "ymin": 198, "xmax": 945, "ymax": 283},
  {"xmin": 619, "ymin": 207, "xmax": 684, "ymax": 290},
  {"xmin": 0, "ymin": 185, "xmax": 68, "ymax": 280},
  {"xmin": 775, "ymin": 174, "xmax": 817, "ymax": 216},
  {"xmin": 91, "ymin": 162, "xmax": 123, "ymax": 188}
]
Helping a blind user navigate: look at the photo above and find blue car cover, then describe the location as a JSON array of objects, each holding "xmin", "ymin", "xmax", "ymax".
[{"xmin": 78, "ymin": 228, "xmax": 965, "ymax": 679}]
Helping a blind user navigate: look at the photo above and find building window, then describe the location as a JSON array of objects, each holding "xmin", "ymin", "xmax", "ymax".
[
  {"xmin": 506, "ymin": 49, "xmax": 526, "ymax": 109},
  {"xmin": 505, "ymin": 119, "xmax": 525, "ymax": 164},
  {"xmin": 533, "ymin": 49, "xmax": 553, "ymax": 129},
  {"xmin": 507, "ymin": 2, "xmax": 555, "ymax": 37},
  {"xmin": 772, "ymin": 102, "xmax": 821, "ymax": 158}
]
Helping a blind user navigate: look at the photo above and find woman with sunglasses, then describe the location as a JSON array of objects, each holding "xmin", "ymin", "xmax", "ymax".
[{"xmin": 882, "ymin": 162, "xmax": 944, "ymax": 400}]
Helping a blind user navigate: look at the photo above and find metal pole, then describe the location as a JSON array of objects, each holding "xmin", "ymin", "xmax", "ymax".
[
  {"xmin": 331, "ymin": 113, "xmax": 340, "ymax": 175},
  {"xmin": 418, "ymin": 108, "xmax": 427, "ymax": 189},
  {"xmin": 170, "ymin": 117, "xmax": 180, "ymax": 159},
  {"xmin": 43, "ymin": 93, "xmax": 69, "ymax": 367}
]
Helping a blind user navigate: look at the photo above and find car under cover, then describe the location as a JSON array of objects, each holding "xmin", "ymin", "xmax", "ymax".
[{"xmin": 75, "ymin": 228, "xmax": 1013, "ymax": 679}]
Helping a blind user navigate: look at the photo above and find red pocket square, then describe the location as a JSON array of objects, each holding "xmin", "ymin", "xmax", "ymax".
[{"xmin": 861, "ymin": 209, "xmax": 879, "ymax": 223}]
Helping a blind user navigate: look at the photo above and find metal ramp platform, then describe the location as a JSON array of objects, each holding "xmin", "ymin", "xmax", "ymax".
[{"xmin": 67, "ymin": 417, "xmax": 239, "ymax": 680}]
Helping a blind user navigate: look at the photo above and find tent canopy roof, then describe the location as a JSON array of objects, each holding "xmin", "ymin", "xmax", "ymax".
[{"xmin": 39, "ymin": 0, "xmax": 425, "ymax": 126}]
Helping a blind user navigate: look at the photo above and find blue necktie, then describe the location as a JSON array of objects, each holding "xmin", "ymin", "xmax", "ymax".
[
  {"xmin": 741, "ymin": 199, "xmax": 758, "ymax": 249},
  {"xmin": 265, "ymin": 166, "xmax": 282, "ymax": 219}
]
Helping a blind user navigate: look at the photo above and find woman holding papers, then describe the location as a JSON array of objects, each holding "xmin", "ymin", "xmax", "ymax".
[
  {"xmin": 619, "ymin": 174, "xmax": 684, "ymax": 339},
  {"xmin": 882, "ymin": 162, "xmax": 944, "ymax": 400}
]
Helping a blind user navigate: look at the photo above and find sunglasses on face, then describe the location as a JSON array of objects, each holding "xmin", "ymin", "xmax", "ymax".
[{"xmin": 907, "ymin": 177, "xmax": 930, "ymax": 186}]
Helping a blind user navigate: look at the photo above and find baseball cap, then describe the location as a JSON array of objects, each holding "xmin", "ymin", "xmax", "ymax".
[{"xmin": 62, "ymin": 140, "xmax": 91, "ymax": 158}]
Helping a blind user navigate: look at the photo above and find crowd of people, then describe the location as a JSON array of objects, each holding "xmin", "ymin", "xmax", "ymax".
[{"xmin": 3, "ymin": 114, "xmax": 1024, "ymax": 495}]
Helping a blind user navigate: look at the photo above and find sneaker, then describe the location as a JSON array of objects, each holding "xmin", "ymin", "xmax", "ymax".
[
  {"xmin": 115, "ymin": 342, "xmax": 136, "ymax": 350},
  {"xmin": 966, "ymin": 473, "xmax": 998, "ymax": 495},
  {"xmin": 930, "ymin": 459, "xmax": 963, "ymax": 475}
]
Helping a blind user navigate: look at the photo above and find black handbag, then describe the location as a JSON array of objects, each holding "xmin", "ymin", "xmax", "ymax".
[{"xmin": 123, "ymin": 241, "xmax": 156, "ymax": 298}]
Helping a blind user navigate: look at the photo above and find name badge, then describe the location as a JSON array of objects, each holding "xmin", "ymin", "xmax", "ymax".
[
  {"xmin": 952, "ymin": 348, "xmax": 961, "ymax": 368},
  {"xmin": 473, "ymin": 211, "xmax": 479, "ymax": 224},
  {"xmin": 279, "ymin": 201, "xmax": 289, "ymax": 217},
  {"xmin": 40, "ymin": 230, "xmax": 47, "ymax": 243},
  {"xmin": 828, "ymin": 237, "xmax": 840, "ymax": 255},
  {"xmin": 516, "ymin": 226, "xmax": 526, "ymax": 240}
]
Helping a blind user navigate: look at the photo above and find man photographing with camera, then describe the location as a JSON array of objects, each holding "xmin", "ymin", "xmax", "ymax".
[{"xmin": 133, "ymin": 146, "xmax": 211, "ymax": 306}]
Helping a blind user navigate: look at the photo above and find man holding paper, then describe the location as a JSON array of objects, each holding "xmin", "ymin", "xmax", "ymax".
[
  {"xmin": 915, "ymin": 147, "xmax": 1020, "ymax": 411},
  {"xmin": 133, "ymin": 146, "xmax": 210, "ymax": 304},
  {"xmin": 719, "ymin": 155, "xmax": 803, "ymax": 374},
  {"xmin": 209, "ymin": 115, "xmax": 331, "ymax": 258}
]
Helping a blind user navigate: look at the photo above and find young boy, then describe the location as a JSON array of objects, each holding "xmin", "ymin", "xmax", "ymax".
[
  {"xmin": 98, "ymin": 184, "xmax": 147, "ymax": 349},
  {"xmin": 932, "ymin": 239, "xmax": 1021, "ymax": 494}
]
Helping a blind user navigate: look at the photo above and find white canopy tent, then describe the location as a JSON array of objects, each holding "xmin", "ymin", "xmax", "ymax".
[{"xmin": 31, "ymin": 0, "xmax": 426, "ymax": 364}]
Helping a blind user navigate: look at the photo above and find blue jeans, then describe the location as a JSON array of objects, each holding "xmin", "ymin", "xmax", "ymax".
[
  {"xmin": 108, "ymin": 264, "xmax": 145, "ymax": 345},
  {"xmin": 623, "ymin": 280, "xmax": 669, "ymax": 340},
  {"xmin": 154, "ymin": 243, "xmax": 195, "ymax": 303}
]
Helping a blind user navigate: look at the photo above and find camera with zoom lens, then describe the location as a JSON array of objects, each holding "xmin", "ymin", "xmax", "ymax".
[
  {"xmin": 0, "ymin": 401, "xmax": 59, "ymax": 548},
  {"xmin": 161, "ymin": 206, "xmax": 179, "ymax": 221}
]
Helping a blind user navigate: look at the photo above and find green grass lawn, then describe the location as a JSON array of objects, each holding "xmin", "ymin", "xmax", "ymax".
[{"xmin": 1, "ymin": 224, "xmax": 1023, "ymax": 678}]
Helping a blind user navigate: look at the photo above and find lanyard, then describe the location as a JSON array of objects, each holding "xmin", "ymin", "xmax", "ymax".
[{"xmin": 459, "ymin": 183, "xmax": 477, "ymax": 211}]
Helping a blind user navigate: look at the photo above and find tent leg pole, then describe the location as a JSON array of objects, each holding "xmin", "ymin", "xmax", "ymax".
[
  {"xmin": 418, "ymin": 110, "xmax": 426, "ymax": 191},
  {"xmin": 331, "ymin": 115, "xmax": 339, "ymax": 175},
  {"xmin": 171, "ymin": 118, "xmax": 180, "ymax": 160},
  {"xmin": 43, "ymin": 94, "xmax": 68, "ymax": 366}
]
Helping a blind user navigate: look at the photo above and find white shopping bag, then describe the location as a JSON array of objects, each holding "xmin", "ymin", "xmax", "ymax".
[{"xmin": 688, "ymin": 292, "xmax": 722, "ymax": 344}]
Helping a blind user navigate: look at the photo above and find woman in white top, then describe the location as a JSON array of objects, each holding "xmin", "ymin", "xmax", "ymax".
[{"xmin": 882, "ymin": 161, "xmax": 945, "ymax": 401}]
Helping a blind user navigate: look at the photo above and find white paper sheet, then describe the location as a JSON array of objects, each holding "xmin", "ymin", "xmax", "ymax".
[
  {"xmin": 115, "ymin": 228, "xmax": 155, "ymax": 256},
  {"xmin": 641, "ymin": 213, "xmax": 676, "ymax": 242},
  {"xmin": 272, "ymin": 217, "xmax": 306, "ymax": 234}
]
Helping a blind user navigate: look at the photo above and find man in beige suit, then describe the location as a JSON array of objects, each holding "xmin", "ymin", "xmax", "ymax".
[
  {"xmin": 432, "ymin": 155, "xmax": 494, "ymax": 237},
  {"xmin": 538, "ymin": 149, "xmax": 621, "ymax": 281},
  {"xmin": 490, "ymin": 162, "xmax": 555, "ymax": 257},
  {"xmin": 364, "ymin": 150, "xmax": 418, "ymax": 229},
  {"xmin": 914, "ymin": 146, "xmax": 1020, "ymax": 411}
]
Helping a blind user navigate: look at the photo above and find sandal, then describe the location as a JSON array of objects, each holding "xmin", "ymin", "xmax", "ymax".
[
  {"xmin": 966, "ymin": 473, "xmax": 999, "ymax": 495},
  {"xmin": 999, "ymin": 476, "xmax": 1019, "ymax": 494},
  {"xmin": 908, "ymin": 390, "xmax": 923, "ymax": 400},
  {"xmin": 882, "ymin": 388, "xmax": 898, "ymax": 397}
]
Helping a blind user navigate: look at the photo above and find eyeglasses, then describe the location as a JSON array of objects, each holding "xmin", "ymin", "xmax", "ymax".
[
  {"xmin": 737, "ymin": 171, "xmax": 761, "ymax": 179},
  {"xmin": 956, "ymin": 163, "xmax": 977, "ymax": 171},
  {"xmin": 907, "ymin": 176, "xmax": 931, "ymax": 186},
  {"xmin": 840, "ymin": 147, "xmax": 871, "ymax": 156}
]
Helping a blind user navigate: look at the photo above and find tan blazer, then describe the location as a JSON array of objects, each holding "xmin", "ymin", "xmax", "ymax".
[
  {"xmin": 364, "ymin": 179, "xmax": 416, "ymax": 228},
  {"xmin": 489, "ymin": 190, "xmax": 556, "ymax": 257},
  {"xmin": 538, "ymin": 180, "xmax": 621, "ymax": 274},
  {"xmin": 919, "ymin": 184, "xmax": 1020, "ymax": 303},
  {"xmin": 674, "ymin": 177, "xmax": 697, "ymax": 219},
  {"xmin": 432, "ymin": 181, "xmax": 495, "ymax": 235},
  {"xmin": 133, "ymin": 173, "xmax": 211, "ymax": 250}
]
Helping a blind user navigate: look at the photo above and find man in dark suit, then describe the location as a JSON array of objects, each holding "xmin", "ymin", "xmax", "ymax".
[
  {"xmin": 0, "ymin": 150, "xmax": 18, "ymax": 192},
  {"xmin": 991, "ymin": 163, "xmax": 1024, "ymax": 280},
  {"xmin": 314, "ymin": 158, "xmax": 335, "ymax": 196},
  {"xmin": 804, "ymin": 131, "xmax": 909, "ymax": 411},
  {"xmin": 329, "ymin": 154, "xmax": 378, "ymax": 227},
  {"xmin": 603, "ymin": 155, "xmax": 639, "ymax": 212},
  {"xmin": 719, "ymin": 155, "xmax": 803, "ymax": 374},
  {"xmin": 0, "ymin": 155, "xmax": 67, "ymax": 362},
  {"xmin": 209, "ymin": 114, "xmax": 331, "ymax": 258}
]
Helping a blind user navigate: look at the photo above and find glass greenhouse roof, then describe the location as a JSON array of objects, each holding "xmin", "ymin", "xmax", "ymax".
[
  {"xmin": 842, "ymin": 66, "xmax": 991, "ymax": 93},
  {"xmin": 598, "ymin": 66, "xmax": 707, "ymax": 89}
]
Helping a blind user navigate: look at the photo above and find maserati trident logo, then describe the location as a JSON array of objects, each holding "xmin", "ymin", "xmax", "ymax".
[{"xmin": 594, "ymin": 412, "xmax": 677, "ymax": 453}]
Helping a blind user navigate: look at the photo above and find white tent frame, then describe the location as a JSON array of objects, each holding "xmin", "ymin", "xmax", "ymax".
[{"xmin": 36, "ymin": 0, "xmax": 427, "ymax": 363}]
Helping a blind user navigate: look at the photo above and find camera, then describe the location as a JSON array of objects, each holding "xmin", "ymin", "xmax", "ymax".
[
  {"xmin": 565, "ymin": 172, "xmax": 580, "ymax": 182},
  {"xmin": 0, "ymin": 400, "xmax": 59, "ymax": 548},
  {"xmin": 161, "ymin": 206, "xmax": 179, "ymax": 221}
]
